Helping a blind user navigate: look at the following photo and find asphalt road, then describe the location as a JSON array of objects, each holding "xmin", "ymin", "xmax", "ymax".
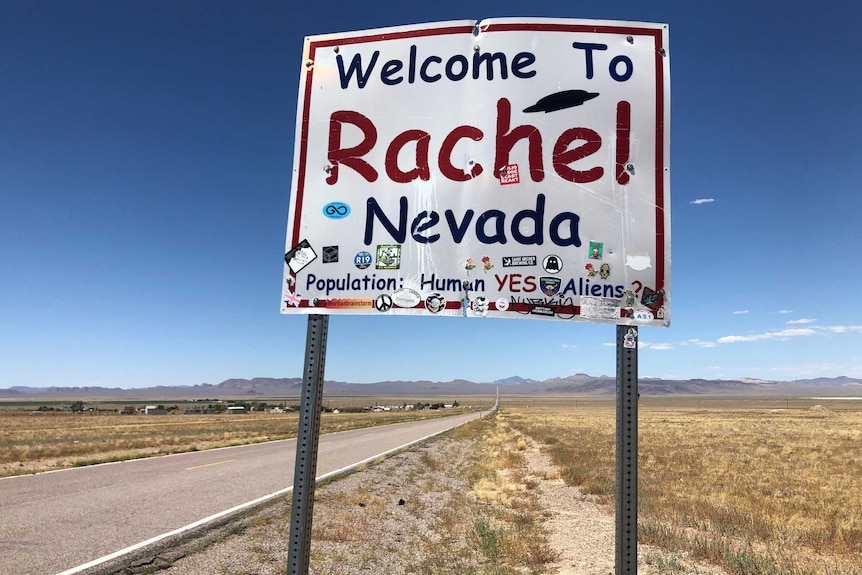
[{"xmin": 0, "ymin": 411, "xmax": 483, "ymax": 575}]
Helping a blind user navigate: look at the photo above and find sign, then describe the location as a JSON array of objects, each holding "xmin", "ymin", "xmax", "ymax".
[{"xmin": 282, "ymin": 18, "xmax": 670, "ymax": 326}]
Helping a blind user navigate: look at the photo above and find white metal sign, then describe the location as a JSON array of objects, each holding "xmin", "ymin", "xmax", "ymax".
[{"xmin": 282, "ymin": 18, "xmax": 670, "ymax": 326}]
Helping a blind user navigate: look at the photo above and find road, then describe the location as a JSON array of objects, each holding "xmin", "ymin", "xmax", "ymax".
[{"xmin": 0, "ymin": 411, "xmax": 483, "ymax": 575}]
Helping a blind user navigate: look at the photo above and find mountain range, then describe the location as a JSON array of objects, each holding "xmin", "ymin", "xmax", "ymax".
[{"xmin": 1, "ymin": 375, "xmax": 861, "ymax": 400}]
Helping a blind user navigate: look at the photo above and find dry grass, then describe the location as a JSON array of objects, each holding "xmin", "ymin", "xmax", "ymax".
[
  {"xmin": 10, "ymin": 396, "xmax": 859, "ymax": 575},
  {"xmin": 307, "ymin": 414, "xmax": 558, "ymax": 575},
  {"xmin": 0, "ymin": 410, "xmax": 460, "ymax": 477},
  {"xmin": 504, "ymin": 404, "xmax": 862, "ymax": 575},
  {"xmin": 467, "ymin": 417, "xmax": 560, "ymax": 572},
  {"xmin": 158, "ymin": 413, "xmax": 557, "ymax": 575}
]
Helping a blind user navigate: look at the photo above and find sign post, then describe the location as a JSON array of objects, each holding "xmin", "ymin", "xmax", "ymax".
[
  {"xmin": 287, "ymin": 314, "xmax": 328, "ymax": 575},
  {"xmin": 616, "ymin": 325, "xmax": 638, "ymax": 574},
  {"xmin": 281, "ymin": 17, "xmax": 670, "ymax": 574}
]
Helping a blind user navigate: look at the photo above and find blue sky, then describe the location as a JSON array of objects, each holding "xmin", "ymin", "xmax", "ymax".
[{"xmin": 2, "ymin": 1, "xmax": 861, "ymax": 389}]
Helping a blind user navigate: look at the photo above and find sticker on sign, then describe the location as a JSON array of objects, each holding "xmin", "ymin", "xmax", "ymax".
[{"xmin": 281, "ymin": 17, "xmax": 670, "ymax": 327}]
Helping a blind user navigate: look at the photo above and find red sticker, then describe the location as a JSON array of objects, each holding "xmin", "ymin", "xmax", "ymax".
[{"xmin": 499, "ymin": 163, "xmax": 520, "ymax": 185}]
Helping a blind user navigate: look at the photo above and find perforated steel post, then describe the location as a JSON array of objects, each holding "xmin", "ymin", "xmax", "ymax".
[
  {"xmin": 616, "ymin": 325, "xmax": 638, "ymax": 575},
  {"xmin": 287, "ymin": 314, "xmax": 329, "ymax": 575}
]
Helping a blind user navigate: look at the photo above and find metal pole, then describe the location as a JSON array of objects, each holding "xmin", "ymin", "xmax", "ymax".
[
  {"xmin": 287, "ymin": 314, "xmax": 329, "ymax": 575},
  {"xmin": 616, "ymin": 325, "xmax": 638, "ymax": 575}
]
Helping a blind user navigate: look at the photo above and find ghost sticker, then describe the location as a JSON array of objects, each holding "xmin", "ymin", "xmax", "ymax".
[{"xmin": 543, "ymin": 254, "xmax": 562, "ymax": 274}]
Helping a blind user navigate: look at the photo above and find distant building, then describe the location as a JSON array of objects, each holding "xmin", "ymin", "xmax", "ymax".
[
  {"xmin": 183, "ymin": 407, "xmax": 215, "ymax": 414},
  {"xmin": 144, "ymin": 406, "xmax": 167, "ymax": 415},
  {"xmin": 227, "ymin": 406, "xmax": 246, "ymax": 414}
]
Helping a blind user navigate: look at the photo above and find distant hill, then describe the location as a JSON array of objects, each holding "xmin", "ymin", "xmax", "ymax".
[
  {"xmin": 1, "ymin": 375, "xmax": 861, "ymax": 400},
  {"xmin": 492, "ymin": 376, "xmax": 541, "ymax": 386}
]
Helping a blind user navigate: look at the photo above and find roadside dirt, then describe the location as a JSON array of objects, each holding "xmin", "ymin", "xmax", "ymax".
[
  {"xmin": 97, "ymin": 423, "xmax": 728, "ymax": 575},
  {"xmin": 521, "ymin": 439, "xmax": 727, "ymax": 575}
]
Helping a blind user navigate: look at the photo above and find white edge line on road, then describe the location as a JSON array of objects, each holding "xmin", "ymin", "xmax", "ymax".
[
  {"xmin": 53, "ymin": 487, "xmax": 294, "ymax": 575},
  {"xmin": 315, "ymin": 411, "xmax": 484, "ymax": 484},
  {"xmin": 56, "ymin": 412, "xmax": 485, "ymax": 575}
]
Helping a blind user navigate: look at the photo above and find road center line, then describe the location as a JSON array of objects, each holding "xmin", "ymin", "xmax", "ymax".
[{"xmin": 186, "ymin": 459, "xmax": 235, "ymax": 470}]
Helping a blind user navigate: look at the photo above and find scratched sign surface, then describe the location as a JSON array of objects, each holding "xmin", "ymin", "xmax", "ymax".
[{"xmin": 282, "ymin": 18, "xmax": 671, "ymax": 326}]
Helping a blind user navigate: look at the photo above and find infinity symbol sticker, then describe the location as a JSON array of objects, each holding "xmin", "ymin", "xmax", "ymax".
[{"xmin": 323, "ymin": 202, "xmax": 350, "ymax": 219}]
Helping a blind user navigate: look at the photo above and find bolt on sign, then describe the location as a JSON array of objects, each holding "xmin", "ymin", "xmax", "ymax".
[{"xmin": 282, "ymin": 18, "xmax": 670, "ymax": 326}]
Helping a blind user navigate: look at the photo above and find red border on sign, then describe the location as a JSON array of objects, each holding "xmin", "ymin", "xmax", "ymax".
[
  {"xmin": 481, "ymin": 22, "xmax": 667, "ymax": 293},
  {"xmin": 291, "ymin": 21, "xmax": 668, "ymax": 300},
  {"xmin": 290, "ymin": 24, "xmax": 474, "ymax": 250}
]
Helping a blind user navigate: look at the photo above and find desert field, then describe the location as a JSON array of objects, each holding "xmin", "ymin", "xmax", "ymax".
[
  {"xmin": 502, "ymin": 399, "xmax": 862, "ymax": 575},
  {"xmin": 3, "ymin": 396, "xmax": 860, "ymax": 574},
  {"xmin": 0, "ymin": 403, "xmax": 470, "ymax": 477}
]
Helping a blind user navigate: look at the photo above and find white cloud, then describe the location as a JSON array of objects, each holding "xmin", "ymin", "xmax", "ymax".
[
  {"xmin": 682, "ymin": 339, "xmax": 717, "ymax": 348},
  {"xmin": 561, "ymin": 343, "xmax": 578, "ymax": 349},
  {"xmin": 787, "ymin": 318, "xmax": 817, "ymax": 325},
  {"xmin": 604, "ymin": 325, "xmax": 862, "ymax": 352},
  {"xmin": 733, "ymin": 310, "xmax": 749, "ymax": 315},
  {"xmin": 639, "ymin": 338, "xmax": 718, "ymax": 350},
  {"xmin": 717, "ymin": 329, "xmax": 816, "ymax": 343},
  {"xmin": 640, "ymin": 342, "xmax": 674, "ymax": 350},
  {"xmin": 690, "ymin": 198, "xmax": 715, "ymax": 205},
  {"xmin": 778, "ymin": 310, "xmax": 794, "ymax": 314},
  {"xmin": 823, "ymin": 325, "xmax": 862, "ymax": 334}
]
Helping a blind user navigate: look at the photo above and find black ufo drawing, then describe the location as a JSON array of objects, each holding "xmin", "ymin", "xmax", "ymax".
[{"xmin": 523, "ymin": 90, "xmax": 600, "ymax": 113}]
